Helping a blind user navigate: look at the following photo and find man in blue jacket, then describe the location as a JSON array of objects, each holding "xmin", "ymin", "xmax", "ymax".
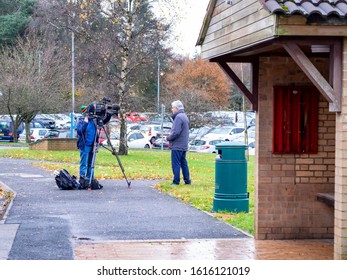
[
  {"xmin": 166, "ymin": 100, "xmax": 191, "ymax": 185},
  {"xmin": 76, "ymin": 105, "xmax": 111, "ymax": 182}
]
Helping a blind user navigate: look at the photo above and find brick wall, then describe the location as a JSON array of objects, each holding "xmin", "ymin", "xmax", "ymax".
[
  {"xmin": 255, "ymin": 56, "xmax": 335, "ymax": 240},
  {"xmin": 29, "ymin": 138, "xmax": 78, "ymax": 151},
  {"xmin": 334, "ymin": 38, "xmax": 347, "ymax": 259}
]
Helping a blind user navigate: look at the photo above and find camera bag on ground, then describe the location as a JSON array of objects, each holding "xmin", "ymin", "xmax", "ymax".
[
  {"xmin": 55, "ymin": 169, "xmax": 82, "ymax": 190},
  {"xmin": 79, "ymin": 177, "xmax": 103, "ymax": 190}
]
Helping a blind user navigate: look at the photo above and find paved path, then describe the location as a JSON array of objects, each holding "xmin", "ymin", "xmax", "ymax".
[
  {"xmin": 0, "ymin": 157, "xmax": 248, "ymax": 260},
  {"xmin": 75, "ymin": 238, "xmax": 333, "ymax": 260}
]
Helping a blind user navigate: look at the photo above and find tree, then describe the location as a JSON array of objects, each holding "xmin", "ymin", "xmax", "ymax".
[
  {"xmin": 161, "ymin": 56, "xmax": 232, "ymax": 119},
  {"xmin": 0, "ymin": 36, "xmax": 69, "ymax": 142},
  {"xmin": 0, "ymin": 0, "xmax": 37, "ymax": 47},
  {"xmin": 62, "ymin": 0, "xmax": 177, "ymax": 155}
]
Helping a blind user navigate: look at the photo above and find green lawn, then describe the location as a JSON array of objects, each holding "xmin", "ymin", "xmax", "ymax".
[{"xmin": 0, "ymin": 147, "xmax": 255, "ymax": 235}]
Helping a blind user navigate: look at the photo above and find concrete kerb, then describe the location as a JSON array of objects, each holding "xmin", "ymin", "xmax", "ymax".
[
  {"xmin": 0, "ymin": 180, "xmax": 18, "ymax": 260},
  {"xmin": 0, "ymin": 180, "xmax": 16, "ymax": 224}
]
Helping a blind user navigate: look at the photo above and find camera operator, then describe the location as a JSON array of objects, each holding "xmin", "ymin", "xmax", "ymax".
[{"xmin": 76, "ymin": 105, "xmax": 112, "ymax": 183}]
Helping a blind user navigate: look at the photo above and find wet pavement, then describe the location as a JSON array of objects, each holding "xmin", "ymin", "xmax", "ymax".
[
  {"xmin": 0, "ymin": 156, "xmax": 334, "ymax": 260},
  {"xmin": 0, "ymin": 157, "xmax": 249, "ymax": 260},
  {"xmin": 75, "ymin": 238, "xmax": 333, "ymax": 260}
]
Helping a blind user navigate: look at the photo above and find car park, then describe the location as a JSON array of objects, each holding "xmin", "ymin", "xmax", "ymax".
[
  {"xmin": 102, "ymin": 131, "xmax": 151, "ymax": 149},
  {"xmin": 228, "ymin": 130, "xmax": 256, "ymax": 144},
  {"xmin": 127, "ymin": 123, "xmax": 142, "ymax": 133},
  {"xmin": 0, "ymin": 116, "xmax": 25, "ymax": 141},
  {"xmin": 189, "ymin": 126, "xmax": 211, "ymax": 141},
  {"xmin": 18, "ymin": 128, "xmax": 51, "ymax": 142},
  {"xmin": 203, "ymin": 125, "xmax": 244, "ymax": 141},
  {"xmin": 156, "ymin": 126, "xmax": 171, "ymax": 138},
  {"xmin": 0, "ymin": 120, "xmax": 15, "ymax": 142},
  {"xmin": 43, "ymin": 129, "xmax": 69, "ymax": 139},
  {"xmin": 34, "ymin": 117, "xmax": 56, "ymax": 129},
  {"xmin": 146, "ymin": 113, "xmax": 173, "ymax": 127},
  {"xmin": 41, "ymin": 114, "xmax": 70, "ymax": 129},
  {"xmin": 127, "ymin": 132, "xmax": 151, "ymax": 148},
  {"xmin": 126, "ymin": 112, "xmax": 147, "ymax": 122},
  {"xmin": 203, "ymin": 111, "xmax": 237, "ymax": 125},
  {"xmin": 138, "ymin": 124, "xmax": 166, "ymax": 144},
  {"xmin": 248, "ymin": 141, "xmax": 255, "ymax": 156},
  {"xmin": 189, "ymin": 138, "xmax": 224, "ymax": 153},
  {"xmin": 152, "ymin": 137, "xmax": 170, "ymax": 150}
]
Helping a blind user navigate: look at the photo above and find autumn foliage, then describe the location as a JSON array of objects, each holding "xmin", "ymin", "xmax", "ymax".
[{"xmin": 162, "ymin": 57, "xmax": 232, "ymax": 111}]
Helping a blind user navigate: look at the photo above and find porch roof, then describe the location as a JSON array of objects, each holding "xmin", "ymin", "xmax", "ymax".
[
  {"xmin": 197, "ymin": 0, "xmax": 347, "ymax": 49},
  {"xmin": 196, "ymin": 0, "xmax": 345, "ymax": 112}
]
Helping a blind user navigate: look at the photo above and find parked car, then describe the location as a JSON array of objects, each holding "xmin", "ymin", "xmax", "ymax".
[
  {"xmin": 189, "ymin": 138, "xmax": 224, "ymax": 153},
  {"xmin": 18, "ymin": 128, "xmax": 51, "ymax": 142},
  {"xmin": 43, "ymin": 129, "xmax": 69, "ymax": 139},
  {"xmin": 0, "ymin": 116, "xmax": 46, "ymax": 142},
  {"xmin": 126, "ymin": 112, "xmax": 147, "ymax": 122},
  {"xmin": 127, "ymin": 131, "xmax": 151, "ymax": 148},
  {"xmin": 138, "ymin": 124, "xmax": 164, "ymax": 144},
  {"xmin": 40, "ymin": 114, "xmax": 70, "ymax": 129},
  {"xmin": 203, "ymin": 125, "xmax": 243, "ymax": 141},
  {"xmin": 203, "ymin": 111, "xmax": 236, "ymax": 125},
  {"xmin": 248, "ymin": 141, "xmax": 255, "ymax": 156},
  {"xmin": 0, "ymin": 120, "xmax": 15, "ymax": 142},
  {"xmin": 34, "ymin": 117, "xmax": 56, "ymax": 129},
  {"xmin": 147, "ymin": 113, "xmax": 173, "ymax": 127},
  {"xmin": 189, "ymin": 126, "xmax": 211, "ymax": 141},
  {"xmin": 156, "ymin": 126, "xmax": 171, "ymax": 138},
  {"xmin": 152, "ymin": 137, "xmax": 170, "ymax": 150},
  {"xmin": 102, "ymin": 131, "xmax": 151, "ymax": 149},
  {"xmin": 229, "ymin": 130, "xmax": 256, "ymax": 144}
]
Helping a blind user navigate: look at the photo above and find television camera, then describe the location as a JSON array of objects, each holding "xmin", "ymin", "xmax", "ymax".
[{"xmin": 87, "ymin": 97, "xmax": 120, "ymax": 123}]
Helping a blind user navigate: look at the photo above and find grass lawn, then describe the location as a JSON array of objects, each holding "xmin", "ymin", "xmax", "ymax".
[{"xmin": 0, "ymin": 146, "xmax": 255, "ymax": 235}]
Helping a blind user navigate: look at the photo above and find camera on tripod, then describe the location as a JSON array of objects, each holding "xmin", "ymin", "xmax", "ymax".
[{"xmin": 87, "ymin": 97, "xmax": 120, "ymax": 123}]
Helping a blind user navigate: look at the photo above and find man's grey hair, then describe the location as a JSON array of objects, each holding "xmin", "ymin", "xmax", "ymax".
[{"xmin": 171, "ymin": 100, "xmax": 184, "ymax": 110}]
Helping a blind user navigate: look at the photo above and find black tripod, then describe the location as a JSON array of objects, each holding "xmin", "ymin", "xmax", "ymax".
[{"xmin": 88, "ymin": 117, "xmax": 131, "ymax": 189}]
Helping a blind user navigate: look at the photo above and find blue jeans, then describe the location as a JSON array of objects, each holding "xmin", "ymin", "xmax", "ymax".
[
  {"xmin": 171, "ymin": 150, "xmax": 191, "ymax": 185},
  {"xmin": 79, "ymin": 145, "xmax": 94, "ymax": 179}
]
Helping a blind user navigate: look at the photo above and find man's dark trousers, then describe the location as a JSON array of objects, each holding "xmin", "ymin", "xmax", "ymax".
[{"xmin": 171, "ymin": 150, "xmax": 191, "ymax": 185}]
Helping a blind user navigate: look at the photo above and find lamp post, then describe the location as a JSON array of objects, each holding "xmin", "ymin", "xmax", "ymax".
[
  {"xmin": 70, "ymin": 29, "xmax": 75, "ymax": 138},
  {"xmin": 67, "ymin": 0, "xmax": 76, "ymax": 138},
  {"xmin": 157, "ymin": 58, "xmax": 160, "ymax": 112}
]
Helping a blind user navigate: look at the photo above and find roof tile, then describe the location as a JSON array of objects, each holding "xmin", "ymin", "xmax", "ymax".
[{"xmin": 263, "ymin": 0, "xmax": 347, "ymax": 17}]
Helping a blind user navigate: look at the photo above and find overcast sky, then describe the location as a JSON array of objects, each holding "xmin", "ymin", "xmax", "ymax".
[{"xmin": 172, "ymin": 0, "xmax": 210, "ymax": 57}]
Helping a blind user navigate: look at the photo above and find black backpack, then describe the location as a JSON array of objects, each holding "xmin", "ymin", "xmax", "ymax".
[{"xmin": 55, "ymin": 169, "xmax": 81, "ymax": 190}]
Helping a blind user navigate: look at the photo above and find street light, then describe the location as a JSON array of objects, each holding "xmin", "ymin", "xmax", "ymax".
[
  {"xmin": 157, "ymin": 58, "xmax": 160, "ymax": 112},
  {"xmin": 67, "ymin": 1, "xmax": 76, "ymax": 138},
  {"xmin": 157, "ymin": 58, "xmax": 164, "ymax": 113},
  {"xmin": 70, "ymin": 29, "xmax": 75, "ymax": 138}
]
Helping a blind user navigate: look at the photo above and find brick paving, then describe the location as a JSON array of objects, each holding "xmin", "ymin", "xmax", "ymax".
[{"xmin": 75, "ymin": 238, "xmax": 333, "ymax": 260}]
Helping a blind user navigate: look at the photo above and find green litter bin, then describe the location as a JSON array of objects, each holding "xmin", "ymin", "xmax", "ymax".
[{"xmin": 213, "ymin": 142, "xmax": 249, "ymax": 213}]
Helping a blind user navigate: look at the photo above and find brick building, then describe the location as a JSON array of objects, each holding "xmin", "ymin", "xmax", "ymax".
[{"xmin": 197, "ymin": 0, "xmax": 347, "ymax": 259}]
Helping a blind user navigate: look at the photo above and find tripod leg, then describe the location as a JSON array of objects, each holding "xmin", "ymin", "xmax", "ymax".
[
  {"xmin": 111, "ymin": 149, "xmax": 131, "ymax": 188},
  {"xmin": 102, "ymin": 124, "xmax": 131, "ymax": 188},
  {"xmin": 88, "ymin": 141, "xmax": 99, "ymax": 190}
]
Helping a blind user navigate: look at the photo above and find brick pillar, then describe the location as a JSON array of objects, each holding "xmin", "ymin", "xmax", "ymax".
[{"xmin": 334, "ymin": 38, "xmax": 347, "ymax": 260}]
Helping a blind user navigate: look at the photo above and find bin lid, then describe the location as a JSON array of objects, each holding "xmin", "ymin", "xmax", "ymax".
[{"xmin": 215, "ymin": 142, "xmax": 248, "ymax": 149}]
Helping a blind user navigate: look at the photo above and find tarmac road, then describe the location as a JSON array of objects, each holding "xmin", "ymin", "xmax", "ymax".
[{"xmin": 0, "ymin": 157, "xmax": 248, "ymax": 260}]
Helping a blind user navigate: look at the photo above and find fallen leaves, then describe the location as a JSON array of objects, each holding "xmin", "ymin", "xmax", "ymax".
[{"xmin": 0, "ymin": 186, "xmax": 14, "ymax": 220}]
